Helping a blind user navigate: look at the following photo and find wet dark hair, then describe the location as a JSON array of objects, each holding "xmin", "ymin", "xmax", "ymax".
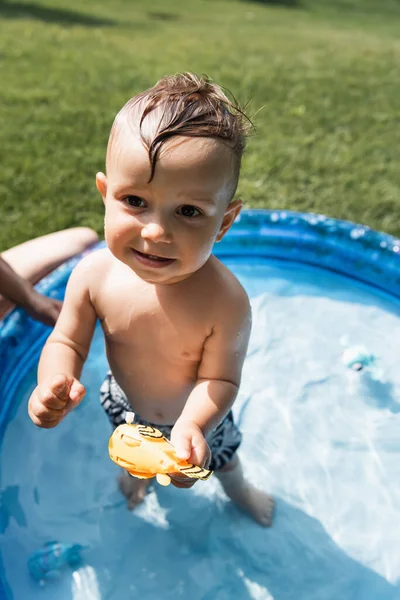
[{"xmin": 108, "ymin": 72, "xmax": 252, "ymax": 198}]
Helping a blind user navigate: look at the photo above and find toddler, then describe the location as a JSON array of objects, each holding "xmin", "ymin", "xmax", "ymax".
[{"xmin": 28, "ymin": 73, "xmax": 274, "ymax": 526}]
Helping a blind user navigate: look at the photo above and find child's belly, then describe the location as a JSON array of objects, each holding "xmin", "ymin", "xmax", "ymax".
[{"xmin": 105, "ymin": 340, "xmax": 201, "ymax": 425}]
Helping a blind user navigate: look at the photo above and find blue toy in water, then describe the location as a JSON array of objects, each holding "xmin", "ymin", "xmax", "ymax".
[
  {"xmin": 341, "ymin": 345, "xmax": 376, "ymax": 372},
  {"xmin": 28, "ymin": 541, "xmax": 85, "ymax": 582}
]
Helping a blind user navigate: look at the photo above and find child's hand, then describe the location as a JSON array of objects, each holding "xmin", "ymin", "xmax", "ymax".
[
  {"xmin": 169, "ymin": 419, "xmax": 211, "ymax": 489},
  {"xmin": 28, "ymin": 374, "xmax": 86, "ymax": 429}
]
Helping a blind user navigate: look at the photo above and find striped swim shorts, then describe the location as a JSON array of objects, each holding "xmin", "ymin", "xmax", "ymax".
[{"xmin": 100, "ymin": 371, "xmax": 242, "ymax": 472}]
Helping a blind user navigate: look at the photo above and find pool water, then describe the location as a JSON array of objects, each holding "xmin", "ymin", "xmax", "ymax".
[{"xmin": 1, "ymin": 258, "xmax": 400, "ymax": 600}]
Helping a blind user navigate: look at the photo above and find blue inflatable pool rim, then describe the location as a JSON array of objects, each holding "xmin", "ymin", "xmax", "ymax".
[{"xmin": 221, "ymin": 210, "xmax": 400, "ymax": 295}]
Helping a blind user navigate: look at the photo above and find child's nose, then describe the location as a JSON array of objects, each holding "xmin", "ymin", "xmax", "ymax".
[{"xmin": 141, "ymin": 221, "xmax": 171, "ymax": 243}]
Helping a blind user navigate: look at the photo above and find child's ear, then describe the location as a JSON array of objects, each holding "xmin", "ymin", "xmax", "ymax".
[
  {"xmin": 216, "ymin": 199, "xmax": 242, "ymax": 242},
  {"xmin": 96, "ymin": 172, "xmax": 108, "ymax": 204}
]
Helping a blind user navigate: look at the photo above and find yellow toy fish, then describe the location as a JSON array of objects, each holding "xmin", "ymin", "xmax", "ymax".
[{"xmin": 108, "ymin": 413, "xmax": 213, "ymax": 486}]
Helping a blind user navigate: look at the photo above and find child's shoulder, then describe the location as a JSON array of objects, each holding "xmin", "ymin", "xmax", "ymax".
[
  {"xmin": 205, "ymin": 256, "xmax": 250, "ymax": 314},
  {"xmin": 72, "ymin": 246, "xmax": 112, "ymax": 270},
  {"xmin": 68, "ymin": 247, "xmax": 114, "ymax": 287}
]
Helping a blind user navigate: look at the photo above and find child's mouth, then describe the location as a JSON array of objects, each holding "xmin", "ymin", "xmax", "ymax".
[{"xmin": 132, "ymin": 249, "xmax": 176, "ymax": 268}]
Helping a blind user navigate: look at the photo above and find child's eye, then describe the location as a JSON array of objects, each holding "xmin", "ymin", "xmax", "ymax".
[
  {"xmin": 177, "ymin": 205, "xmax": 201, "ymax": 218},
  {"xmin": 124, "ymin": 195, "xmax": 146, "ymax": 208}
]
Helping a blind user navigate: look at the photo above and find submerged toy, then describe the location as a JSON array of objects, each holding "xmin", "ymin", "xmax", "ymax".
[
  {"xmin": 109, "ymin": 412, "xmax": 213, "ymax": 486},
  {"xmin": 28, "ymin": 541, "xmax": 85, "ymax": 582},
  {"xmin": 341, "ymin": 345, "xmax": 376, "ymax": 372}
]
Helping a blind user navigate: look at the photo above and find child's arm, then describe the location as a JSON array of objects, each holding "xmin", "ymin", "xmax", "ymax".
[
  {"xmin": 171, "ymin": 286, "xmax": 251, "ymax": 469},
  {"xmin": 28, "ymin": 257, "xmax": 98, "ymax": 428}
]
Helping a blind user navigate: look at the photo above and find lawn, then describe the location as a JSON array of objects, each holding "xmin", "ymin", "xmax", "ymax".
[{"xmin": 0, "ymin": 0, "xmax": 400, "ymax": 249}]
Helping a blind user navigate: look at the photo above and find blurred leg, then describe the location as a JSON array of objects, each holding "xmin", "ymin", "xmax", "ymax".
[
  {"xmin": 1, "ymin": 227, "xmax": 98, "ymax": 283},
  {"xmin": 0, "ymin": 227, "xmax": 99, "ymax": 317}
]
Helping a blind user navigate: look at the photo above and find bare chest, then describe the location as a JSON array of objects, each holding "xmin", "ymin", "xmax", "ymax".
[{"xmin": 97, "ymin": 283, "xmax": 211, "ymax": 361}]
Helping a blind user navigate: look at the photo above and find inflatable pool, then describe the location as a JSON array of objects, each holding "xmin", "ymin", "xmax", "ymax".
[{"xmin": 1, "ymin": 210, "xmax": 399, "ymax": 600}]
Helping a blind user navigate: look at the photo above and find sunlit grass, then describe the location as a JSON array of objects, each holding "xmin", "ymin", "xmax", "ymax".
[{"xmin": 1, "ymin": 0, "xmax": 399, "ymax": 248}]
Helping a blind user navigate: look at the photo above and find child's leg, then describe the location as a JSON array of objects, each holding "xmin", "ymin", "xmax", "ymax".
[
  {"xmin": 216, "ymin": 455, "xmax": 274, "ymax": 527},
  {"xmin": 118, "ymin": 471, "xmax": 151, "ymax": 510}
]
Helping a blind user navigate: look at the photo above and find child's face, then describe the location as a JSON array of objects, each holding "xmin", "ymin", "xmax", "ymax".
[{"xmin": 97, "ymin": 130, "xmax": 241, "ymax": 284}]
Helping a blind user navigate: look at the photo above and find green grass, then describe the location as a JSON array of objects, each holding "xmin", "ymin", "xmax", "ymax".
[{"xmin": 1, "ymin": 0, "xmax": 400, "ymax": 249}]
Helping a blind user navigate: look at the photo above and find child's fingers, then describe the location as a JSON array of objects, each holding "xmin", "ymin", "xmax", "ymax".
[
  {"xmin": 52, "ymin": 379, "xmax": 85, "ymax": 417},
  {"xmin": 28, "ymin": 375, "xmax": 85, "ymax": 429},
  {"xmin": 29, "ymin": 413, "xmax": 64, "ymax": 429},
  {"xmin": 69, "ymin": 379, "xmax": 86, "ymax": 403},
  {"xmin": 168, "ymin": 427, "xmax": 211, "ymax": 489},
  {"xmin": 169, "ymin": 475, "xmax": 196, "ymax": 489},
  {"xmin": 188, "ymin": 444, "xmax": 211, "ymax": 470},
  {"xmin": 37, "ymin": 375, "xmax": 85, "ymax": 409},
  {"xmin": 36, "ymin": 377, "xmax": 72, "ymax": 410},
  {"xmin": 38, "ymin": 373, "xmax": 74, "ymax": 406},
  {"xmin": 188, "ymin": 431, "xmax": 211, "ymax": 469},
  {"xmin": 170, "ymin": 429, "xmax": 192, "ymax": 460},
  {"xmin": 28, "ymin": 394, "xmax": 66, "ymax": 428},
  {"xmin": 49, "ymin": 373, "xmax": 74, "ymax": 400}
]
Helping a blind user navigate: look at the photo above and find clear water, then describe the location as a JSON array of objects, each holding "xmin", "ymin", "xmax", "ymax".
[{"xmin": 1, "ymin": 258, "xmax": 400, "ymax": 600}]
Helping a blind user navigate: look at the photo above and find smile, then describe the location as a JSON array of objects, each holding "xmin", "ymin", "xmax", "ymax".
[{"xmin": 131, "ymin": 249, "xmax": 176, "ymax": 268}]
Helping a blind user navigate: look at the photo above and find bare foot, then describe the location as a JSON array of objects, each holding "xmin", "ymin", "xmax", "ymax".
[
  {"xmin": 118, "ymin": 472, "xmax": 150, "ymax": 510},
  {"xmin": 216, "ymin": 456, "xmax": 275, "ymax": 527},
  {"xmin": 230, "ymin": 484, "xmax": 275, "ymax": 527}
]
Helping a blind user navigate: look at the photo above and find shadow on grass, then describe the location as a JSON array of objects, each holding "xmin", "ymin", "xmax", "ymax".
[
  {"xmin": 241, "ymin": 0, "xmax": 301, "ymax": 6},
  {"xmin": 148, "ymin": 11, "xmax": 179, "ymax": 22},
  {"xmin": 0, "ymin": 0, "xmax": 116, "ymax": 26}
]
